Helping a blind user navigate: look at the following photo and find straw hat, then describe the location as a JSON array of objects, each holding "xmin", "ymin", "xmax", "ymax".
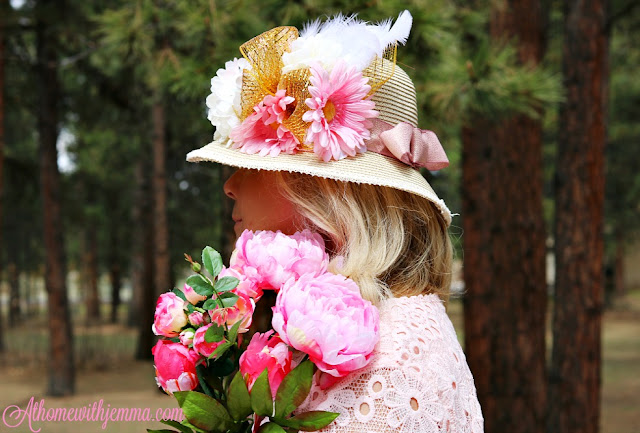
[{"xmin": 186, "ymin": 11, "xmax": 452, "ymax": 225}]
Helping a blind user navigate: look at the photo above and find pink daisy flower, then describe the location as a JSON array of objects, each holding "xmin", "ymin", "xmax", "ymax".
[
  {"xmin": 303, "ymin": 61, "xmax": 378, "ymax": 161},
  {"xmin": 229, "ymin": 89, "xmax": 299, "ymax": 156}
]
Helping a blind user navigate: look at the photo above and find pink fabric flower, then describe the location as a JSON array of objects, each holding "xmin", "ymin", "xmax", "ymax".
[
  {"xmin": 208, "ymin": 292, "xmax": 255, "ymax": 334},
  {"xmin": 229, "ymin": 89, "xmax": 299, "ymax": 156},
  {"xmin": 183, "ymin": 283, "xmax": 207, "ymax": 305},
  {"xmin": 303, "ymin": 61, "xmax": 378, "ymax": 161},
  {"xmin": 152, "ymin": 340, "xmax": 200, "ymax": 394},
  {"xmin": 239, "ymin": 331, "xmax": 293, "ymax": 398},
  {"xmin": 193, "ymin": 324, "xmax": 224, "ymax": 358},
  {"xmin": 230, "ymin": 229, "xmax": 329, "ymax": 291},
  {"xmin": 272, "ymin": 272, "xmax": 379, "ymax": 378},
  {"xmin": 152, "ymin": 293, "xmax": 188, "ymax": 338}
]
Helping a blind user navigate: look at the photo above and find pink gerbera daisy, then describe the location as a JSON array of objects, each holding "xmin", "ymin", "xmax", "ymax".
[
  {"xmin": 303, "ymin": 61, "xmax": 378, "ymax": 161},
  {"xmin": 230, "ymin": 89, "xmax": 299, "ymax": 156}
]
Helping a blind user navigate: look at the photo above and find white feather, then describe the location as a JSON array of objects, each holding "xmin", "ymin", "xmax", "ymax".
[{"xmin": 282, "ymin": 11, "xmax": 413, "ymax": 73}]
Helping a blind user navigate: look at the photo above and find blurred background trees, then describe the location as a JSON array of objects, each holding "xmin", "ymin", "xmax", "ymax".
[{"xmin": 1, "ymin": 0, "xmax": 639, "ymax": 432}]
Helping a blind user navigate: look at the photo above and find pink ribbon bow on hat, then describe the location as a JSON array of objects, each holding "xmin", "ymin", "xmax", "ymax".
[{"xmin": 366, "ymin": 119, "xmax": 449, "ymax": 171}]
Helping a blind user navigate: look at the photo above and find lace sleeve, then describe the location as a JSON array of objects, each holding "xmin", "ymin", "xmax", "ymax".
[{"xmin": 297, "ymin": 294, "xmax": 484, "ymax": 433}]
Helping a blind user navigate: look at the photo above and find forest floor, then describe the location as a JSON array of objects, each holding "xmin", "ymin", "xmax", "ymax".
[{"xmin": 1, "ymin": 290, "xmax": 639, "ymax": 433}]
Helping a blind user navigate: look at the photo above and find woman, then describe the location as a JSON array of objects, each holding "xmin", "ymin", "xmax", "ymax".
[{"xmin": 188, "ymin": 11, "xmax": 483, "ymax": 432}]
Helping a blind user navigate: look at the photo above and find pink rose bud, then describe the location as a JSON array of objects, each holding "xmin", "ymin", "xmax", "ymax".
[
  {"xmin": 188, "ymin": 311, "xmax": 205, "ymax": 327},
  {"xmin": 218, "ymin": 266, "xmax": 263, "ymax": 301},
  {"xmin": 152, "ymin": 292, "xmax": 188, "ymax": 338},
  {"xmin": 152, "ymin": 340, "xmax": 200, "ymax": 394},
  {"xmin": 272, "ymin": 272, "xmax": 379, "ymax": 378},
  {"xmin": 193, "ymin": 324, "xmax": 223, "ymax": 358},
  {"xmin": 179, "ymin": 328, "xmax": 195, "ymax": 346},
  {"xmin": 208, "ymin": 293, "xmax": 255, "ymax": 334},
  {"xmin": 183, "ymin": 283, "xmax": 207, "ymax": 305},
  {"xmin": 239, "ymin": 331, "xmax": 292, "ymax": 398}
]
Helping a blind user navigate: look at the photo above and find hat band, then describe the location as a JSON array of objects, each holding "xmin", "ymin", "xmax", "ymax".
[{"xmin": 366, "ymin": 119, "xmax": 449, "ymax": 171}]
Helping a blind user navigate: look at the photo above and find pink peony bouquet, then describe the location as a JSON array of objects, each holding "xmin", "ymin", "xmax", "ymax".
[{"xmin": 149, "ymin": 229, "xmax": 379, "ymax": 433}]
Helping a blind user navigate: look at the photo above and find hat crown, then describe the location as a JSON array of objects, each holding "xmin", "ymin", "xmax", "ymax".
[{"xmin": 371, "ymin": 62, "xmax": 419, "ymax": 128}]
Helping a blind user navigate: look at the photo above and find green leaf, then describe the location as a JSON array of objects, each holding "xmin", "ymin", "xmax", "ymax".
[
  {"xmin": 274, "ymin": 411, "xmax": 340, "ymax": 431},
  {"xmin": 228, "ymin": 320, "xmax": 242, "ymax": 344},
  {"xmin": 204, "ymin": 325, "xmax": 224, "ymax": 343},
  {"xmin": 159, "ymin": 419, "xmax": 195, "ymax": 433},
  {"xmin": 208, "ymin": 341, "xmax": 233, "ymax": 360},
  {"xmin": 209, "ymin": 354, "xmax": 235, "ymax": 377},
  {"xmin": 202, "ymin": 298, "xmax": 219, "ymax": 310},
  {"xmin": 186, "ymin": 275, "xmax": 214, "ymax": 297},
  {"xmin": 219, "ymin": 293, "xmax": 239, "ymax": 308},
  {"xmin": 196, "ymin": 364, "xmax": 215, "ymax": 398},
  {"xmin": 180, "ymin": 419, "xmax": 207, "ymax": 433},
  {"xmin": 214, "ymin": 276, "xmax": 239, "ymax": 292},
  {"xmin": 185, "ymin": 303, "xmax": 196, "ymax": 314},
  {"xmin": 258, "ymin": 422, "xmax": 287, "ymax": 433},
  {"xmin": 173, "ymin": 391, "xmax": 234, "ymax": 433},
  {"xmin": 202, "ymin": 246, "xmax": 223, "ymax": 277},
  {"xmin": 172, "ymin": 288, "xmax": 187, "ymax": 302},
  {"xmin": 146, "ymin": 430, "xmax": 177, "ymax": 433},
  {"xmin": 226, "ymin": 371, "xmax": 252, "ymax": 421},
  {"xmin": 251, "ymin": 369, "xmax": 274, "ymax": 417},
  {"xmin": 274, "ymin": 360, "xmax": 314, "ymax": 418}
]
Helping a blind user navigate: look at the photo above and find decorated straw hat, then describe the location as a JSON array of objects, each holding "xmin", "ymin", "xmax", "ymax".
[{"xmin": 186, "ymin": 11, "xmax": 452, "ymax": 225}]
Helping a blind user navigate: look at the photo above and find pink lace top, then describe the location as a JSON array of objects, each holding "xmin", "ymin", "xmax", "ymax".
[{"xmin": 298, "ymin": 294, "xmax": 484, "ymax": 432}]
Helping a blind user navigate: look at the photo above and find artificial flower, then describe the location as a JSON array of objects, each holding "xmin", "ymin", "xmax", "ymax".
[
  {"xmin": 152, "ymin": 292, "xmax": 188, "ymax": 338},
  {"xmin": 152, "ymin": 340, "xmax": 200, "ymax": 394},
  {"xmin": 303, "ymin": 60, "xmax": 378, "ymax": 161},
  {"xmin": 230, "ymin": 229, "xmax": 329, "ymax": 291},
  {"xmin": 206, "ymin": 57, "xmax": 250, "ymax": 146},
  {"xmin": 229, "ymin": 89, "xmax": 299, "ymax": 156},
  {"xmin": 193, "ymin": 324, "xmax": 224, "ymax": 358},
  {"xmin": 183, "ymin": 283, "xmax": 207, "ymax": 305},
  {"xmin": 239, "ymin": 331, "xmax": 293, "ymax": 398},
  {"xmin": 208, "ymin": 292, "xmax": 255, "ymax": 334},
  {"xmin": 272, "ymin": 271, "xmax": 379, "ymax": 377}
]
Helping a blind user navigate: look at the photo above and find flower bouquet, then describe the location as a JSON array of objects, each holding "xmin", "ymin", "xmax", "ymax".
[{"xmin": 148, "ymin": 230, "xmax": 380, "ymax": 433}]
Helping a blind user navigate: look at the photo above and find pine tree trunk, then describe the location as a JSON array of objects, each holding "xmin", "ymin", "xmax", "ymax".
[
  {"xmin": 128, "ymin": 160, "xmax": 146, "ymax": 328},
  {"xmin": 85, "ymin": 224, "xmax": 100, "ymax": 325},
  {"xmin": 0, "ymin": 0, "xmax": 5, "ymax": 353},
  {"xmin": 36, "ymin": 1, "xmax": 75, "ymax": 395},
  {"xmin": 8, "ymin": 262, "xmax": 20, "ymax": 325},
  {"xmin": 462, "ymin": 2, "xmax": 548, "ymax": 432},
  {"xmin": 152, "ymin": 93, "xmax": 170, "ymax": 296},
  {"xmin": 548, "ymin": 2, "xmax": 607, "ymax": 431}
]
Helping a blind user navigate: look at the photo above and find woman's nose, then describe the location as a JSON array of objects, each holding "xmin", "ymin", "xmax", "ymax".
[{"xmin": 223, "ymin": 170, "xmax": 239, "ymax": 200}]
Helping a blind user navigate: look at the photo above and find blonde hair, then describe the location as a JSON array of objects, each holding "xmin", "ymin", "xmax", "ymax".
[{"xmin": 275, "ymin": 171, "xmax": 453, "ymax": 305}]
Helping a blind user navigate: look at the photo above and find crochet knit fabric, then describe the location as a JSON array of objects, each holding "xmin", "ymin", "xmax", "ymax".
[{"xmin": 298, "ymin": 294, "xmax": 484, "ymax": 432}]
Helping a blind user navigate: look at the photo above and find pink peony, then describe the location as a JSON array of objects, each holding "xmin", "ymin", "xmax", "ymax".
[
  {"xmin": 229, "ymin": 89, "xmax": 299, "ymax": 156},
  {"xmin": 208, "ymin": 292, "xmax": 255, "ymax": 334},
  {"xmin": 218, "ymin": 266, "xmax": 263, "ymax": 301},
  {"xmin": 303, "ymin": 60, "xmax": 378, "ymax": 161},
  {"xmin": 152, "ymin": 293, "xmax": 188, "ymax": 338},
  {"xmin": 152, "ymin": 340, "xmax": 200, "ymax": 394},
  {"xmin": 239, "ymin": 331, "xmax": 293, "ymax": 398},
  {"xmin": 271, "ymin": 272, "xmax": 379, "ymax": 378},
  {"xmin": 230, "ymin": 229, "xmax": 329, "ymax": 291},
  {"xmin": 183, "ymin": 283, "xmax": 207, "ymax": 305},
  {"xmin": 193, "ymin": 324, "xmax": 224, "ymax": 358}
]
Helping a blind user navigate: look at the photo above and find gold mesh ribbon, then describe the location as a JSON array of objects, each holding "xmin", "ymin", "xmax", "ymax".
[
  {"xmin": 279, "ymin": 68, "xmax": 312, "ymax": 145},
  {"xmin": 239, "ymin": 26, "xmax": 298, "ymax": 120},
  {"xmin": 363, "ymin": 44, "xmax": 398, "ymax": 97}
]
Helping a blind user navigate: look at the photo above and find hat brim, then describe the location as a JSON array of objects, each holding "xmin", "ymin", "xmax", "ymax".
[{"xmin": 186, "ymin": 139, "xmax": 452, "ymax": 226}]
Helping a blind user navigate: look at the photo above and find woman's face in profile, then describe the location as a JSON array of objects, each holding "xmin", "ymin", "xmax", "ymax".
[{"xmin": 223, "ymin": 168, "xmax": 302, "ymax": 238}]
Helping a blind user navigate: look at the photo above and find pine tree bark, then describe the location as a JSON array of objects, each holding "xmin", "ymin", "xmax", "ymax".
[
  {"xmin": 85, "ymin": 223, "xmax": 100, "ymax": 325},
  {"xmin": 36, "ymin": 0, "xmax": 75, "ymax": 395},
  {"xmin": 0, "ymin": 0, "xmax": 6, "ymax": 353},
  {"xmin": 548, "ymin": 1, "xmax": 607, "ymax": 432},
  {"xmin": 8, "ymin": 262, "xmax": 20, "ymax": 324},
  {"xmin": 462, "ymin": 1, "xmax": 548, "ymax": 432},
  {"xmin": 152, "ymin": 92, "xmax": 171, "ymax": 296}
]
